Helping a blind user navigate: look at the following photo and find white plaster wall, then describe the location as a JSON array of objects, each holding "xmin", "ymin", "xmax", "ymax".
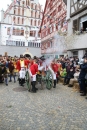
[
  {"xmin": 1, "ymin": 24, "xmax": 41, "ymax": 46},
  {"xmin": 78, "ymin": 50, "xmax": 85, "ymax": 59},
  {"xmin": 0, "ymin": 45, "xmax": 41, "ymax": 57},
  {"xmin": 67, "ymin": 51, "xmax": 73, "ymax": 57},
  {"xmin": 67, "ymin": 33, "xmax": 87, "ymax": 50}
]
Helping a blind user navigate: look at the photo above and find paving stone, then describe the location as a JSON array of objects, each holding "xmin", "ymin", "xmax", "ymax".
[{"xmin": 0, "ymin": 81, "xmax": 87, "ymax": 130}]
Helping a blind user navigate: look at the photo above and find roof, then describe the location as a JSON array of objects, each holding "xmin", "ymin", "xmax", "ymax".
[
  {"xmin": 39, "ymin": 0, "xmax": 49, "ymax": 33},
  {"xmin": 63, "ymin": 0, "xmax": 67, "ymax": 5}
]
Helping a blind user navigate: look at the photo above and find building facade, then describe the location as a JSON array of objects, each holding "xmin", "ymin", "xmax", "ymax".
[
  {"xmin": 0, "ymin": 0, "xmax": 43, "ymax": 57},
  {"xmin": 40, "ymin": 0, "xmax": 67, "ymax": 58},
  {"xmin": 67, "ymin": 0, "xmax": 87, "ymax": 59}
]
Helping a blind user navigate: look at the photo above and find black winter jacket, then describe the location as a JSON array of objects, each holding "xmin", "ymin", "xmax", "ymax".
[{"xmin": 79, "ymin": 63, "xmax": 87, "ymax": 80}]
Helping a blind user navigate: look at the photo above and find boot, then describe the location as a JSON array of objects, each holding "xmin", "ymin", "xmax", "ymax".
[
  {"xmin": 68, "ymin": 84, "xmax": 73, "ymax": 87},
  {"xmin": 80, "ymin": 93, "xmax": 86, "ymax": 96},
  {"xmin": 31, "ymin": 81, "xmax": 37, "ymax": 92},
  {"xmin": 13, "ymin": 75, "xmax": 16, "ymax": 83},
  {"xmin": 53, "ymin": 80, "xmax": 56, "ymax": 88},
  {"xmin": 5, "ymin": 78, "xmax": 8, "ymax": 86},
  {"xmin": 9, "ymin": 75, "xmax": 12, "ymax": 82}
]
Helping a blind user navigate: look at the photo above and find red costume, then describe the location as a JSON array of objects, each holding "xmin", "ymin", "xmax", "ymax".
[
  {"xmin": 25, "ymin": 59, "xmax": 30, "ymax": 68},
  {"xmin": 30, "ymin": 62, "xmax": 38, "ymax": 75},
  {"xmin": 51, "ymin": 63, "xmax": 58, "ymax": 73},
  {"xmin": 16, "ymin": 60, "xmax": 27, "ymax": 71}
]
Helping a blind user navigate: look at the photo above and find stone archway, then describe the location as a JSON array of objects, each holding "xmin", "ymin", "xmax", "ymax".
[
  {"xmin": 23, "ymin": 52, "xmax": 33, "ymax": 58},
  {"xmin": 24, "ymin": 54, "xmax": 31, "ymax": 58}
]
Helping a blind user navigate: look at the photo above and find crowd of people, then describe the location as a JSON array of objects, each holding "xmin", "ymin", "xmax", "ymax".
[{"xmin": 0, "ymin": 54, "xmax": 87, "ymax": 98}]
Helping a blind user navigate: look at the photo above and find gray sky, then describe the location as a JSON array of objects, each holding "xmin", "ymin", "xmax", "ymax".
[{"xmin": 0, "ymin": 0, "xmax": 46, "ymax": 20}]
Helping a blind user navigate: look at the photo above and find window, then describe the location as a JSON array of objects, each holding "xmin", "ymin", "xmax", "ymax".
[
  {"xmin": 35, "ymin": 5, "xmax": 37, "ymax": 10},
  {"xmin": 30, "ymin": 31, "xmax": 33, "ymax": 36},
  {"xmin": 8, "ymin": 28, "xmax": 24, "ymax": 36},
  {"xmin": 22, "ymin": 9, "xmax": 24, "ymax": 16},
  {"xmin": 35, "ymin": 12, "xmax": 37, "ymax": 18},
  {"xmin": 18, "ymin": 17, "xmax": 20, "ymax": 24},
  {"xmin": 73, "ymin": 51, "xmax": 78, "ymax": 57},
  {"xmin": 23, "ymin": 42, "xmax": 25, "ymax": 46},
  {"xmin": 79, "ymin": 15, "xmax": 87, "ymax": 31},
  {"xmin": 30, "ymin": 42, "xmax": 32, "ymax": 47},
  {"xmin": 6, "ymin": 40, "xmax": 25, "ymax": 46},
  {"xmin": 73, "ymin": 19, "xmax": 78, "ymax": 33},
  {"xmin": 26, "ymin": 0, "xmax": 27, "ymax": 5},
  {"xmin": 33, "ymin": 43, "xmax": 34, "ymax": 47},
  {"xmin": 14, "ymin": 10, "xmax": 16, "ymax": 14},
  {"xmin": 20, "ymin": 29, "xmax": 24, "ymax": 36},
  {"xmin": 7, "ymin": 28, "xmax": 10, "ymax": 35},
  {"xmin": 38, "ymin": 32, "xmax": 40, "ymax": 37},
  {"xmin": 50, "ymin": 41, "xmax": 52, "ymax": 48},
  {"xmin": 31, "ymin": 10, "xmax": 33, "ymax": 17},
  {"xmin": 22, "ymin": 18, "xmax": 24, "ymax": 24},
  {"xmin": 39, "ymin": 13, "xmax": 40, "ymax": 19},
  {"xmin": 22, "ymin": 1, "xmax": 25, "ymax": 5},
  {"xmin": 34, "ymin": 20, "xmax": 36, "ymax": 26},
  {"xmin": 18, "ymin": 8, "xmax": 20, "ymax": 15},
  {"xmin": 58, "ymin": 5, "xmax": 61, "ymax": 12},
  {"xmin": 31, "ymin": 3, "xmax": 33, "ymax": 9},
  {"xmin": 28, "ymin": 42, "xmax": 30, "ymax": 47},
  {"xmin": 39, "ymin": 43, "xmax": 40, "ymax": 48},
  {"xmin": 28, "ymin": 0, "xmax": 30, "ymax": 5},
  {"xmin": 16, "ymin": 29, "xmax": 20, "ymax": 35},
  {"xmin": 13, "ymin": 17, "xmax": 16, "ymax": 24},
  {"xmin": 38, "ymin": 20, "xmax": 40, "ymax": 26},
  {"xmin": 31, "ymin": 19, "xmax": 33, "ymax": 25},
  {"xmin": 28, "ymin": 42, "xmax": 33, "ymax": 47},
  {"xmin": 83, "ymin": 21, "xmax": 87, "ymax": 31},
  {"xmin": 13, "ymin": 28, "xmax": 15, "ymax": 35}
]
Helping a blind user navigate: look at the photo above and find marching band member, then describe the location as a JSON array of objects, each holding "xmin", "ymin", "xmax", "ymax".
[
  {"xmin": 16, "ymin": 55, "xmax": 27, "ymax": 86},
  {"xmin": 29, "ymin": 58, "xmax": 38, "ymax": 93}
]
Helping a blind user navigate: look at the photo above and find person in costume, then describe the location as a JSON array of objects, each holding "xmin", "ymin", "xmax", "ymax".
[
  {"xmin": 16, "ymin": 55, "xmax": 27, "ymax": 86},
  {"xmin": 29, "ymin": 58, "xmax": 38, "ymax": 93},
  {"xmin": 50, "ymin": 59, "xmax": 58, "ymax": 88},
  {"xmin": 25, "ymin": 57, "xmax": 30, "ymax": 69}
]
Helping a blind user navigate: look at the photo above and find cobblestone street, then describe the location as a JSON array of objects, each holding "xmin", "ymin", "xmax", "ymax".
[{"xmin": 0, "ymin": 81, "xmax": 87, "ymax": 130}]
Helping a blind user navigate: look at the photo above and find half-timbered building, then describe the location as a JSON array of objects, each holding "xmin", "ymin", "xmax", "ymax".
[
  {"xmin": 67, "ymin": 0, "xmax": 87, "ymax": 59},
  {"xmin": 40, "ymin": 0, "xmax": 67, "ymax": 58}
]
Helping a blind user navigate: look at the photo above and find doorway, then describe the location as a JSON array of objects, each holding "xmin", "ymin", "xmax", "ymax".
[{"xmin": 24, "ymin": 54, "xmax": 31, "ymax": 58}]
